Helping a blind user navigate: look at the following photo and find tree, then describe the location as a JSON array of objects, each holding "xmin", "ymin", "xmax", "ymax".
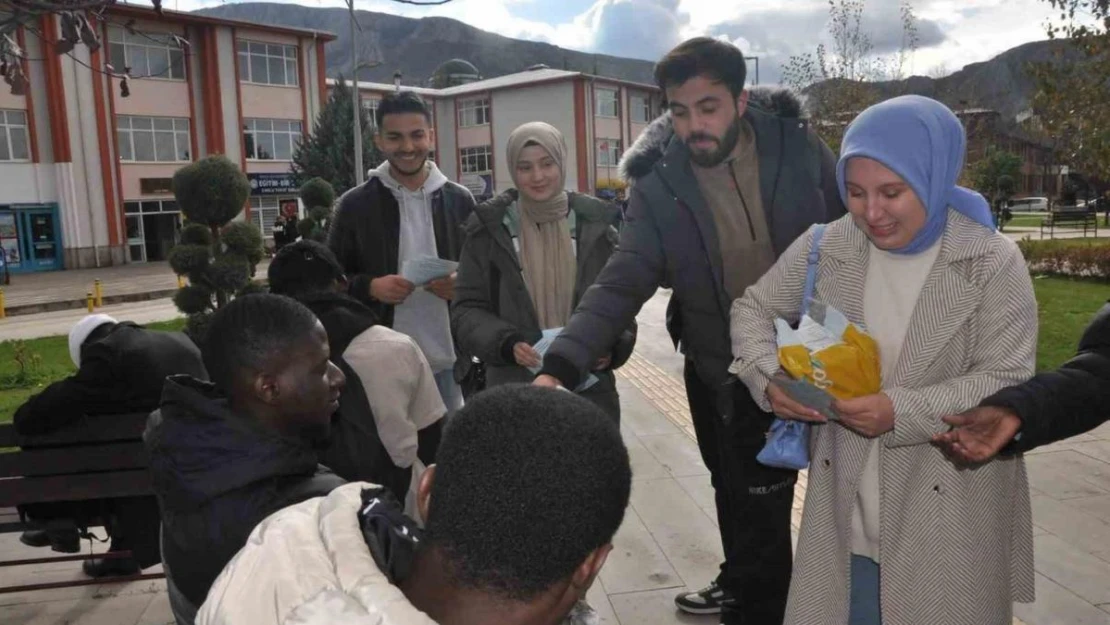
[
  {"xmin": 297, "ymin": 177, "xmax": 336, "ymax": 242},
  {"xmin": 168, "ymin": 156, "xmax": 264, "ymax": 341},
  {"xmin": 1, "ymin": 2, "xmax": 171, "ymax": 97},
  {"xmin": 970, "ymin": 147, "xmax": 1022, "ymax": 207},
  {"xmin": 1030, "ymin": 1, "xmax": 1110, "ymax": 182},
  {"xmin": 782, "ymin": 0, "xmax": 920, "ymax": 152},
  {"xmin": 291, "ymin": 76, "xmax": 380, "ymax": 196}
]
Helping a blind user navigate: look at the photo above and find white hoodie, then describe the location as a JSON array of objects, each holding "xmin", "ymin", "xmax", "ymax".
[{"xmin": 368, "ymin": 161, "xmax": 455, "ymax": 373}]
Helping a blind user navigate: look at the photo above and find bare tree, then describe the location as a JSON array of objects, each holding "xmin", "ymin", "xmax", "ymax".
[{"xmin": 782, "ymin": 0, "xmax": 920, "ymax": 151}]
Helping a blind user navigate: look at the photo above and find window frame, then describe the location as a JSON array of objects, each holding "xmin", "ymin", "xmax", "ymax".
[
  {"xmin": 457, "ymin": 97, "xmax": 491, "ymax": 128},
  {"xmin": 595, "ymin": 88, "xmax": 619, "ymax": 118},
  {"xmin": 107, "ymin": 27, "xmax": 186, "ymax": 81},
  {"xmin": 242, "ymin": 118, "xmax": 303, "ymax": 161},
  {"xmin": 459, "ymin": 145, "xmax": 493, "ymax": 174},
  {"xmin": 236, "ymin": 40, "xmax": 300, "ymax": 87},
  {"xmin": 0, "ymin": 109, "xmax": 31, "ymax": 162},
  {"xmin": 595, "ymin": 138, "xmax": 622, "ymax": 167},
  {"xmin": 630, "ymin": 94, "xmax": 651, "ymax": 123},
  {"xmin": 116, "ymin": 115, "xmax": 191, "ymax": 163}
]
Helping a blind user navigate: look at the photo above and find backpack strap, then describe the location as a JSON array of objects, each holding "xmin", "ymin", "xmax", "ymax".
[{"xmin": 801, "ymin": 224, "xmax": 827, "ymax": 317}]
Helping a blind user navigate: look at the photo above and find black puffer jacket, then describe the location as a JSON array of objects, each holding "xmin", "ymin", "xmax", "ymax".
[
  {"xmin": 145, "ymin": 376, "xmax": 344, "ymax": 607},
  {"xmin": 983, "ymin": 301, "xmax": 1110, "ymax": 452},
  {"xmin": 540, "ymin": 88, "xmax": 846, "ymax": 393}
]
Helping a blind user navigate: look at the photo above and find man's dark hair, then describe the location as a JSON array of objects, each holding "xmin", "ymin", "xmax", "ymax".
[
  {"xmin": 268, "ymin": 240, "xmax": 345, "ymax": 299},
  {"xmin": 426, "ymin": 384, "xmax": 631, "ymax": 601},
  {"xmin": 654, "ymin": 37, "xmax": 747, "ymax": 99},
  {"xmin": 202, "ymin": 293, "xmax": 320, "ymax": 394},
  {"xmin": 376, "ymin": 91, "xmax": 432, "ymax": 128}
]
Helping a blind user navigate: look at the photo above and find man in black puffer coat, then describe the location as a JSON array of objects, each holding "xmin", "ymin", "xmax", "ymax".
[{"xmin": 146, "ymin": 294, "xmax": 346, "ymax": 624}]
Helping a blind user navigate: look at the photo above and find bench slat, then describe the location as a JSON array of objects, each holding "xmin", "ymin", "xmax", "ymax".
[
  {"xmin": 0, "ymin": 413, "xmax": 150, "ymax": 448},
  {"xmin": 0, "ymin": 442, "xmax": 149, "ymax": 478},
  {"xmin": 0, "ymin": 470, "xmax": 153, "ymax": 508}
]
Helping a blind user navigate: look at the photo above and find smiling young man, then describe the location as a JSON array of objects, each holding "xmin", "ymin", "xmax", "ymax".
[
  {"xmin": 328, "ymin": 91, "xmax": 476, "ymax": 412},
  {"xmin": 533, "ymin": 38, "xmax": 845, "ymax": 624}
]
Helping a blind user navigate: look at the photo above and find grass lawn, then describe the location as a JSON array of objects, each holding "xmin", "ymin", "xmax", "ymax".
[
  {"xmin": 1032, "ymin": 276, "xmax": 1107, "ymax": 371},
  {"xmin": 0, "ymin": 318, "xmax": 185, "ymax": 424},
  {"xmin": 1007, "ymin": 213, "xmax": 1047, "ymax": 229}
]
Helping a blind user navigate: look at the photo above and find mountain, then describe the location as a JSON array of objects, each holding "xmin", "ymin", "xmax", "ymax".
[
  {"xmin": 810, "ymin": 39, "xmax": 1082, "ymax": 121},
  {"xmin": 194, "ymin": 2, "xmax": 658, "ymax": 87}
]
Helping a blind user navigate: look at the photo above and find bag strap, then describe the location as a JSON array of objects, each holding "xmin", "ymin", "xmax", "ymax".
[{"xmin": 802, "ymin": 224, "xmax": 827, "ymax": 316}]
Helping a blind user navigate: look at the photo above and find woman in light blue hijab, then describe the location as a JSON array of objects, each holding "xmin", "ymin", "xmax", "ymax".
[{"xmin": 729, "ymin": 95, "xmax": 1038, "ymax": 625}]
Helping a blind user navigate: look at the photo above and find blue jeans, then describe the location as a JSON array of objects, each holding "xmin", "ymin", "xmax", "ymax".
[
  {"xmin": 434, "ymin": 369, "xmax": 463, "ymax": 417},
  {"xmin": 849, "ymin": 554, "xmax": 882, "ymax": 625}
]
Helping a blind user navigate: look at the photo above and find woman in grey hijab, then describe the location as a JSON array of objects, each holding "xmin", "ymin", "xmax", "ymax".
[{"xmin": 452, "ymin": 122, "xmax": 636, "ymax": 421}]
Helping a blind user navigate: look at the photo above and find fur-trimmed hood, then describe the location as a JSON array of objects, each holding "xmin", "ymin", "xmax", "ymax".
[{"xmin": 618, "ymin": 87, "xmax": 805, "ymax": 182}]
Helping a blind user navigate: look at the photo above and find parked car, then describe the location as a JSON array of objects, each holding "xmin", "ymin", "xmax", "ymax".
[{"xmin": 1010, "ymin": 197, "xmax": 1049, "ymax": 212}]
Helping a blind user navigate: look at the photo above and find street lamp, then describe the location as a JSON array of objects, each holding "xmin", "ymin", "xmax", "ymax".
[{"xmin": 345, "ymin": 0, "xmax": 382, "ymax": 187}]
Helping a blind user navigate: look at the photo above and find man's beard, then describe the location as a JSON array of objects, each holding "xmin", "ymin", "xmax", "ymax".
[
  {"xmin": 687, "ymin": 115, "xmax": 742, "ymax": 168},
  {"xmin": 389, "ymin": 154, "xmax": 428, "ymax": 177}
]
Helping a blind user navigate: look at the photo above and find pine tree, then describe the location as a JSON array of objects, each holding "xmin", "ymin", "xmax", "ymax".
[{"xmin": 291, "ymin": 76, "xmax": 381, "ymax": 196}]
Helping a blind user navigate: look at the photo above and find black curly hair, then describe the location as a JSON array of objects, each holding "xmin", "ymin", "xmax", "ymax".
[{"xmin": 425, "ymin": 384, "xmax": 631, "ymax": 601}]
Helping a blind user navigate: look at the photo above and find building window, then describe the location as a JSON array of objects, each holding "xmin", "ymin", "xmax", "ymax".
[
  {"xmin": 123, "ymin": 200, "xmax": 182, "ymax": 263},
  {"xmin": 630, "ymin": 94, "xmax": 651, "ymax": 123},
  {"xmin": 596, "ymin": 138, "xmax": 622, "ymax": 167},
  {"xmin": 243, "ymin": 119, "xmax": 303, "ymax": 161},
  {"xmin": 108, "ymin": 27, "xmax": 185, "ymax": 80},
  {"xmin": 362, "ymin": 97, "xmax": 381, "ymax": 126},
  {"xmin": 596, "ymin": 88, "xmax": 619, "ymax": 118},
  {"xmin": 458, "ymin": 98, "xmax": 490, "ymax": 128},
  {"xmin": 117, "ymin": 116, "xmax": 191, "ymax": 162},
  {"xmin": 460, "ymin": 145, "xmax": 492, "ymax": 174},
  {"xmin": 237, "ymin": 40, "xmax": 299, "ymax": 86},
  {"xmin": 0, "ymin": 110, "xmax": 30, "ymax": 162}
]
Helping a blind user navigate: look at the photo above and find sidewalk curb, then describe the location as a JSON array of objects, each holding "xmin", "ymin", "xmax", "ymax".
[{"xmin": 4, "ymin": 288, "xmax": 180, "ymax": 317}]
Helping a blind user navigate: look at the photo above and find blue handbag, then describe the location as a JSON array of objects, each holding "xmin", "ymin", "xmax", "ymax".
[{"xmin": 756, "ymin": 224, "xmax": 827, "ymax": 471}]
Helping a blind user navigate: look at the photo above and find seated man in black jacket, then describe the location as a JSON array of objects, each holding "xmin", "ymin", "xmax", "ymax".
[
  {"xmin": 15, "ymin": 313, "xmax": 206, "ymax": 578},
  {"xmin": 934, "ymin": 300, "xmax": 1110, "ymax": 462},
  {"xmin": 145, "ymin": 294, "xmax": 347, "ymax": 624},
  {"xmin": 268, "ymin": 240, "xmax": 445, "ymax": 510}
]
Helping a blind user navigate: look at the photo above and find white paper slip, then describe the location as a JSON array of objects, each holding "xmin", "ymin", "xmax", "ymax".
[
  {"xmin": 529, "ymin": 327, "xmax": 600, "ymax": 393},
  {"xmin": 401, "ymin": 257, "xmax": 458, "ymax": 286}
]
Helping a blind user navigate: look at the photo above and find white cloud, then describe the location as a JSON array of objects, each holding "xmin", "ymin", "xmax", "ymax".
[{"xmin": 170, "ymin": 0, "xmax": 1087, "ymax": 80}]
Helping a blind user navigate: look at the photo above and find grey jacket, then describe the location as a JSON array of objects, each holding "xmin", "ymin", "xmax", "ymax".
[
  {"xmin": 540, "ymin": 88, "xmax": 846, "ymax": 392},
  {"xmin": 451, "ymin": 189, "xmax": 636, "ymax": 418}
]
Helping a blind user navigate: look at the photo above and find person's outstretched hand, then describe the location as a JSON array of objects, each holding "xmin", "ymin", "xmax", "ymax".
[
  {"xmin": 932, "ymin": 406, "xmax": 1022, "ymax": 464},
  {"xmin": 533, "ymin": 374, "xmax": 562, "ymax": 389}
]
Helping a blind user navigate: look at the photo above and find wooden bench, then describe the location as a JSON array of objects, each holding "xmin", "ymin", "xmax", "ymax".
[
  {"xmin": 1041, "ymin": 208, "xmax": 1099, "ymax": 239},
  {"xmin": 0, "ymin": 413, "xmax": 164, "ymax": 594}
]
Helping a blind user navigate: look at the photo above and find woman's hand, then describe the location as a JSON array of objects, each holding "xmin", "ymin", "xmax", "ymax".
[
  {"xmin": 833, "ymin": 393, "xmax": 895, "ymax": 438},
  {"xmin": 592, "ymin": 355, "xmax": 612, "ymax": 371},
  {"xmin": 766, "ymin": 376, "xmax": 827, "ymax": 423},
  {"xmin": 513, "ymin": 343, "xmax": 542, "ymax": 369}
]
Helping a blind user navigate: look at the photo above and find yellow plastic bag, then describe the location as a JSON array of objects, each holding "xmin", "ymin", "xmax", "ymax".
[{"xmin": 775, "ymin": 302, "xmax": 881, "ymax": 402}]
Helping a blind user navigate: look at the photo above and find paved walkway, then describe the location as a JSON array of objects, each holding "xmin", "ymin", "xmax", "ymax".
[
  {"xmin": 1, "ymin": 291, "xmax": 1109, "ymax": 624},
  {"xmin": 0, "ymin": 260, "xmax": 269, "ymax": 316}
]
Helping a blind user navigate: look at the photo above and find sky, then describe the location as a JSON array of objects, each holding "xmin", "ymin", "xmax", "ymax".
[{"xmin": 172, "ymin": 0, "xmax": 1076, "ymax": 85}]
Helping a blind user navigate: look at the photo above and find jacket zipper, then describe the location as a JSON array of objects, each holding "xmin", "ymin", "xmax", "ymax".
[{"xmin": 729, "ymin": 166, "xmax": 758, "ymax": 240}]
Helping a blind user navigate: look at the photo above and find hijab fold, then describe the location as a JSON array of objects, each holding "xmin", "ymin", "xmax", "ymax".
[{"xmin": 836, "ymin": 95, "xmax": 995, "ymax": 255}]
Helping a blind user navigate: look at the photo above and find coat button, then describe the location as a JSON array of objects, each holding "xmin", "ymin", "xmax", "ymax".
[
  {"xmin": 933, "ymin": 485, "xmax": 941, "ymax": 493},
  {"xmin": 823, "ymin": 459, "xmax": 831, "ymax": 467}
]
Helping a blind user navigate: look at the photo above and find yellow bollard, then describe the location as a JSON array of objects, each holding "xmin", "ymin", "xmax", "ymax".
[
  {"xmin": 177, "ymin": 275, "xmax": 185, "ymax": 288},
  {"xmin": 0, "ymin": 287, "xmax": 5, "ymax": 319},
  {"xmin": 86, "ymin": 292, "xmax": 94, "ymax": 312},
  {"xmin": 94, "ymin": 279, "xmax": 103, "ymax": 307}
]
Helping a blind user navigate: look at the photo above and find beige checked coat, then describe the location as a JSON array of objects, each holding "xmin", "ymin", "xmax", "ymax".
[{"xmin": 729, "ymin": 211, "xmax": 1037, "ymax": 625}]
